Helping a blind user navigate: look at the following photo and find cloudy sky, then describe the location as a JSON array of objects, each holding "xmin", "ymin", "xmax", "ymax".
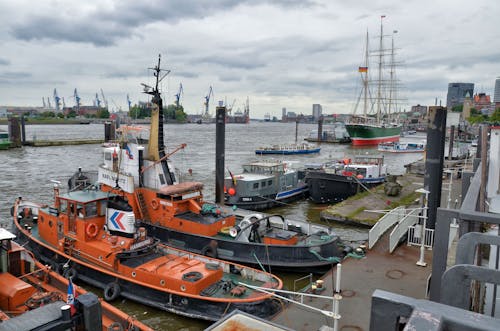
[{"xmin": 0, "ymin": 0, "xmax": 498, "ymax": 118}]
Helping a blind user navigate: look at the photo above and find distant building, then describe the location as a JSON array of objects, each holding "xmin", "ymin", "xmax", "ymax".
[
  {"xmin": 282, "ymin": 107, "xmax": 287, "ymax": 121},
  {"xmin": 410, "ymin": 104, "xmax": 427, "ymax": 117},
  {"xmin": 446, "ymin": 83, "xmax": 474, "ymax": 110},
  {"xmin": 494, "ymin": 77, "xmax": 500, "ymax": 107},
  {"xmin": 312, "ymin": 104, "xmax": 322, "ymax": 121},
  {"xmin": 473, "ymin": 92, "xmax": 495, "ymax": 115}
]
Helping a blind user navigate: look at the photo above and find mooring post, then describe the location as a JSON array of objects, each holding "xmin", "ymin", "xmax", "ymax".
[
  {"xmin": 317, "ymin": 116, "xmax": 323, "ymax": 142},
  {"xmin": 20, "ymin": 116, "xmax": 26, "ymax": 145},
  {"xmin": 424, "ymin": 106, "xmax": 447, "ymax": 229},
  {"xmin": 8, "ymin": 116, "xmax": 21, "ymax": 148},
  {"xmin": 215, "ymin": 103, "xmax": 226, "ymax": 204}
]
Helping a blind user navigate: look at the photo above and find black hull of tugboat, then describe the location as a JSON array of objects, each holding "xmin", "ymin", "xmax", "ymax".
[
  {"xmin": 224, "ymin": 189, "xmax": 309, "ymax": 211},
  {"xmin": 305, "ymin": 171, "xmax": 383, "ymax": 204},
  {"xmin": 13, "ymin": 230, "xmax": 280, "ymax": 322},
  {"xmin": 138, "ymin": 220, "xmax": 344, "ymax": 274}
]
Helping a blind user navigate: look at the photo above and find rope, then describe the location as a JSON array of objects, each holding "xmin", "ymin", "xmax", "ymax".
[
  {"xmin": 252, "ymin": 252, "xmax": 268, "ymax": 273},
  {"xmin": 308, "ymin": 249, "xmax": 341, "ymax": 263}
]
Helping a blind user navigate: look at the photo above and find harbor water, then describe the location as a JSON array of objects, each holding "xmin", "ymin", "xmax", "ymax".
[{"xmin": 0, "ymin": 121, "xmax": 424, "ymax": 330}]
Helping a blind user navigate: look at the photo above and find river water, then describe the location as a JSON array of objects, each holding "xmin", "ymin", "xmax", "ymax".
[{"xmin": 0, "ymin": 121, "xmax": 424, "ymax": 330}]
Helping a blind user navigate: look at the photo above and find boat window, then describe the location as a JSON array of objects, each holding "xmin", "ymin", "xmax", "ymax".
[
  {"xmin": 85, "ymin": 202, "xmax": 97, "ymax": 217},
  {"xmin": 59, "ymin": 200, "xmax": 68, "ymax": 214},
  {"xmin": 261, "ymin": 181, "xmax": 266, "ymax": 187},
  {"xmin": 69, "ymin": 202, "xmax": 76, "ymax": 217},
  {"xmin": 253, "ymin": 183, "xmax": 259, "ymax": 189},
  {"xmin": 268, "ymin": 180, "xmax": 273, "ymax": 186},
  {"xmin": 77, "ymin": 204, "xmax": 84, "ymax": 217},
  {"xmin": 104, "ymin": 152, "xmax": 112, "ymax": 161}
]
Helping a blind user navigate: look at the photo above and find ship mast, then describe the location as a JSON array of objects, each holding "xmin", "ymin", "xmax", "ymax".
[
  {"xmin": 363, "ymin": 30, "xmax": 369, "ymax": 118},
  {"xmin": 142, "ymin": 54, "xmax": 175, "ymax": 185},
  {"xmin": 376, "ymin": 15, "xmax": 385, "ymax": 124},
  {"xmin": 388, "ymin": 30, "xmax": 398, "ymax": 118}
]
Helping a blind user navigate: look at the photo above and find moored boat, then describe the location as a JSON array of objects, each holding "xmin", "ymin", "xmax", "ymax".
[
  {"xmin": 90, "ymin": 56, "xmax": 345, "ymax": 273},
  {"xmin": 377, "ymin": 141, "xmax": 425, "ymax": 153},
  {"xmin": 0, "ymin": 228, "xmax": 152, "ymax": 331},
  {"xmin": 345, "ymin": 17, "xmax": 402, "ymax": 146},
  {"xmin": 255, "ymin": 143, "xmax": 320, "ymax": 155},
  {"xmin": 305, "ymin": 156, "xmax": 387, "ymax": 203},
  {"xmin": 12, "ymin": 188, "xmax": 283, "ymax": 322},
  {"xmin": 224, "ymin": 160, "xmax": 308, "ymax": 210},
  {"xmin": 0, "ymin": 130, "xmax": 11, "ymax": 150}
]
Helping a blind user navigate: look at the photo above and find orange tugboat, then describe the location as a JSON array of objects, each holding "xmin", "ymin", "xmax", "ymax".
[
  {"xmin": 12, "ymin": 184, "xmax": 282, "ymax": 322},
  {"xmin": 81, "ymin": 56, "xmax": 345, "ymax": 273},
  {"xmin": 0, "ymin": 228, "xmax": 152, "ymax": 331}
]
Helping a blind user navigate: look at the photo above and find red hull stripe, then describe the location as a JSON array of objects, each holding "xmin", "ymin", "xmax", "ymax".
[{"xmin": 351, "ymin": 135, "xmax": 400, "ymax": 146}]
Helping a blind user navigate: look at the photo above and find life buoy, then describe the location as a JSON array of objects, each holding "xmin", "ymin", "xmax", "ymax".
[
  {"xmin": 103, "ymin": 283, "xmax": 121, "ymax": 302},
  {"xmin": 182, "ymin": 271, "xmax": 203, "ymax": 282},
  {"xmin": 107, "ymin": 322, "xmax": 124, "ymax": 331},
  {"xmin": 86, "ymin": 223, "xmax": 99, "ymax": 238},
  {"xmin": 151, "ymin": 199, "xmax": 159, "ymax": 210}
]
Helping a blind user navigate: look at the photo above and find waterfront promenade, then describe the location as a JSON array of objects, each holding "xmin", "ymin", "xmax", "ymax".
[{"xmin": 272, "ymin": 175, "xmax": 464, "ymax": 330}]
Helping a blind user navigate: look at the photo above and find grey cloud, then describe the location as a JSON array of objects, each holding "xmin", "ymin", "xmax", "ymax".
[
  {"xmin": 0, "ymin": 58, "xmax": 10, "ymax": 65},
  {"xmin": 10, "ymin": 0, "xmax": 316, "ymax": 47}
]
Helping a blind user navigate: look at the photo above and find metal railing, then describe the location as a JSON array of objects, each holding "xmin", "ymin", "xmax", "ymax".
[
  {"xmin": 389, "ymin": 208, "xmax": 421, "ymax": 253},
  {"xmin": 407, "ymin": 225, "xmax": 434, "ymax": 249},
  {"xmin": 368, "ymin": 206, "xmax": 405, "ymax": 249}
]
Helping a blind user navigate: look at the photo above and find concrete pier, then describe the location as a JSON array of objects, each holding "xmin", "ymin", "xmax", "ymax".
[{"xmin": 271, "ymin": 234, "xmax": 433, "ymax": 330}]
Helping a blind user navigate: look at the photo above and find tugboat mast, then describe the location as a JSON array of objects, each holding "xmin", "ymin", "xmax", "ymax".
[{"xmin": 143, "ymin": 54, "xmax": 175, "ymax": 185}]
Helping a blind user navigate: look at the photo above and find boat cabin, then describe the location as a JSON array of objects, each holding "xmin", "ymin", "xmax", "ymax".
[{"xmin": 0, "ymin": 229, "xmax": 37, "ymax": 313}]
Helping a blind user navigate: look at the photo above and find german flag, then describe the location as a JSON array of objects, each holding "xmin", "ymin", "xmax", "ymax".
[{"xmin": 358, "ymin": 67, "xmax": 368, "ymax": 73}]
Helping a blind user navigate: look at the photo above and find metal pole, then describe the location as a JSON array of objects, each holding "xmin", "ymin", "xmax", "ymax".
[
  {"xmin": 335, "ymin": 263, "xmax": 342, "ymax": 293},
  {"xmin": 416, "ymin": 188, "xmax": 429, "ymax": 267},
  {"xmin": 424, "ymin": 106, "xmax": 447, "ymax": 229},
  {"xmin": 215, "ymin": 104, "xmax": 226, "ymax": 204}
]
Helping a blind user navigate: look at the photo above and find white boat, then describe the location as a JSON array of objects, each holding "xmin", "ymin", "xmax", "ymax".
[{"xmin": 378, "ymin": 141, "xmax": 426, "ymax": 153}]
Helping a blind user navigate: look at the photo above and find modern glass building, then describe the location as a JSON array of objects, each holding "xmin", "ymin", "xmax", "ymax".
[
  {"xmin": 446, "ymin": 83, "xmax": 474, "ymax": 110},
  {"xmin": 494, "ymin": 78, "xmax": 500, "ymax": 104}
]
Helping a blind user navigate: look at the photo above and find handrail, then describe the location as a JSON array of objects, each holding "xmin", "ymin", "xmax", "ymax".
[{"xmin": 368, "ymin": 206, "xmax": 405, "ymax": 249}]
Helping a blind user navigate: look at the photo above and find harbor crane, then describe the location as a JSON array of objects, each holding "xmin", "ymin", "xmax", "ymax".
[
  {"xmin": 204, "ymin": 86, "xmax": 213, "ymax": 116},
  {"xmin": 42, "ymin": 98, "xmax": 46, "ymax": 108},
  {"xmin": 95, "ymin": 93, "xmax": 101, "ymax": 107},
  {"xmin": 73, "ymin": 88, "xmax": 81, "ymax": 109},
  {"xmin": 53, "ymin": 88, "xmax": 61, "ymax": 112},
  {"xmin": 227, "ymin": 98, "xmax": 236, "ymax": 114},
  {"xmin": 175, "ymin": 83, "xmax": 183, "ymax": 108},
  {"xmin": 127, "ymin": 94, "xmax": 132, "ymax": 111},
  {"xmin": 47, "ymin": 97, "xmax": 52, "ymax": 109},
  {"xmin": 100, "ymin": 89, "xmax": 108, "ymax": 109}
]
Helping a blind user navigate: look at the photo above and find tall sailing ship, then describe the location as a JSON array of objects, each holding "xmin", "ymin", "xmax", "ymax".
[{"xmin": 346, "ymin": 16, "xmax": 402, "ymax": 146}]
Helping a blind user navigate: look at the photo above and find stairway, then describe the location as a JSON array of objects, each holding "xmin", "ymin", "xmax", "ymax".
[{"xmin": 136, "ymin": 192, "xmax": 150, "ymax": 220}]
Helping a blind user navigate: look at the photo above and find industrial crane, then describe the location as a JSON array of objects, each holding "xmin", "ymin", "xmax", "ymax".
[
  {"xmin": 100, "ymin": 89, "xmax": 108, "ymax": 109},
  {"xmin": 127, "ymin": 94, "xmax": 132, "ymax": 111},
  {"xmin": 73, "ymin": 88, "xmax": 81, "ymax": 109},
  {"xmin": 175, "ymin": 83, "xmax": 183, "ymax": 108},
  {"xmin": 53, "ymin": 89, "xmax": 61, "ymax": 112},
  {"xmin": 227, "ymin": 98, "xmax": 236, "ymax": 114},
  {"xmin": 94, "ymin": 93, "xmax": 101, "ymax": 107},
  {"xmin": 204, "ymin": 86, "xmax": 213, "ymax": 116}
]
